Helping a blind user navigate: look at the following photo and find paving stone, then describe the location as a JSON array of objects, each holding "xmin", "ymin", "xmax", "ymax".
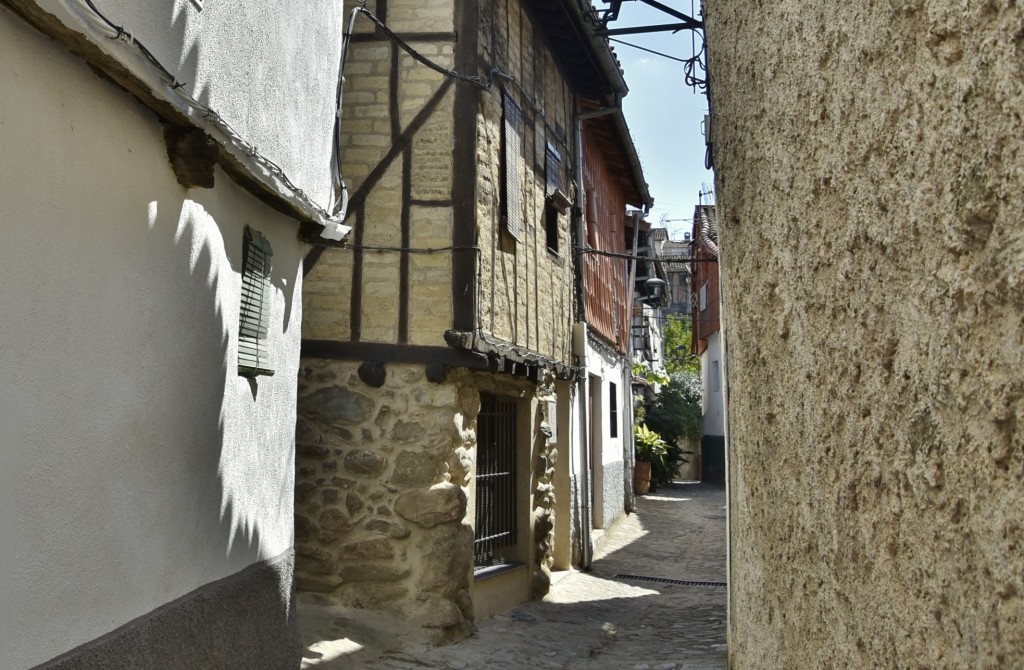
[{"xmin": 300, "ymin": 482, "xmax": 728, "ymax": 668}]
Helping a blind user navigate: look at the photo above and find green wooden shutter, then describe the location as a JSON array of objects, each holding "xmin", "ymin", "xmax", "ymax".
[
  {"xmin": 238, "ymin": 226, "xmax": 275, "ymax": 377},
  {"xmin": 502, "ymin": 91, "xmax": 523, "ymax": 241}
]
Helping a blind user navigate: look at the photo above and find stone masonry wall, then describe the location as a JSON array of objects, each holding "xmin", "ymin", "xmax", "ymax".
[
  {"xmin": 705, "ymin": 2, "xmax": 1024, "ymax": 668},
  {"xmin": 295, "ymin": 359, "xmax": 558, "ymax": 641},
  {"xmin": 476, "ymin": 0, "xmax": 576, "ymax": 362},
  {"xmin": 302, "ymin": 0, "xmax": 456, "ymax": 345}
]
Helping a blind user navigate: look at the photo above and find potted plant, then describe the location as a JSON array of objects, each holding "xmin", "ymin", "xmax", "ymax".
[
  {"xmin": 644, "ymin": 371, "xmax": 701, "ymax": 486},
  {"xmin": 634, "ymin": 423, "xmax": 668, "ymax": 495}
]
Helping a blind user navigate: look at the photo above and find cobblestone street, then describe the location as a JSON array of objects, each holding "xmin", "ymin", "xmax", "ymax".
[{"xmin": 300, "ymin": 482, "xmax": 728, "ymax": 669}]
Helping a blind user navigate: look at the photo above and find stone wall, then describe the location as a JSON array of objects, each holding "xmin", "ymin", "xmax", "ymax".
[
  {"xmin": 302, "ymin": 0, "xmax": 456, "ymax": 345},
  {"xmin": 705, "ymin": 2, "xmax": 1024, "ymax": 667},
  {"xmin": 476, "ymin": 0, "xmax": 576, "ymax": 362},
  {"xmin": 295, "ymin": 359, "xmax": 558, "ymax": 640}
]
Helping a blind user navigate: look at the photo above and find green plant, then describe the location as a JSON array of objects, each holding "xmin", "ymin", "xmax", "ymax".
[
  {"xmin": 645, "ymin": 371, "xmax": 702, "ymax": 446},
  {"xmin": 644, "ymin": 371, "xmax": 702, "ymax": 485},
  {"xmin": 634, "ymin": 423, "xmax": 668, "ymax": 466},
  {"xmin": 632, "ymin": 361, "xmax": 670, "ymax": 386}
]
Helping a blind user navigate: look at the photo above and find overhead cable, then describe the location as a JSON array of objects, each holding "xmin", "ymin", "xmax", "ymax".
[{"xmin": 70, "ymin": 0, "xmax": 351, "ymax": 239}]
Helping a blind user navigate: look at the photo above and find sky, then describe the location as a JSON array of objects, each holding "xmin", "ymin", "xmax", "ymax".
[{"xmin": 610, "ymin": 1, "xmax": 714, "ymax": 240}]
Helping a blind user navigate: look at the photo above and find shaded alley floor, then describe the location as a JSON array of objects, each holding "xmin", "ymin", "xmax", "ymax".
[{"xmin": 300, "ymin": 482, "xmax": 728, "ymax": 669}]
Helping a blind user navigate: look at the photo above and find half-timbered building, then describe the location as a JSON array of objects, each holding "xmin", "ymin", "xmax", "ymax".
[{"xmin": 296, "ymin": 0, "xmax": 650, "ymax": 639}]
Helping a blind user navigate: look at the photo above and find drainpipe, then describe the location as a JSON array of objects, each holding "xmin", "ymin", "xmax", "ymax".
[
  {"xmin": 573, "ymin": 100, "xmax": 620, "ymax": 570},
  {"xmin": 623, "ymin": 209, "xmax": 644, "ymax": 513}
]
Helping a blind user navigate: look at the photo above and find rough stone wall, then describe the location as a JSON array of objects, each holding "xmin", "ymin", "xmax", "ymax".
[
  {"xmin": 476, "ymin": 0, "xmax": 576, "ymax": 361},
  {"xmin": 704, "ymin": 2, "xmax": 1024, "ymax": 668},
  {"xmin": 531, "ymin": 382, "xmax": 559, "ymax": 598},
  {"xmin": 295, "ymin": 360, "xmax": 558, "ymax": 639},
  {"xmin": 295, "ymin": 360, "xmax": 474, "ymax": 641}
]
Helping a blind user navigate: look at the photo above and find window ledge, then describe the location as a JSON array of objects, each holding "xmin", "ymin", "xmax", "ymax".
[{"xmin": 474, "ymin": 562, "xmax": 527, "ymax": 582}]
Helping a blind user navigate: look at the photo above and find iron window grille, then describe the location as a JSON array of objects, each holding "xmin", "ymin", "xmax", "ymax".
[
  {"xmin": 474, "ymin": 393, "xmax": 517, "ymax": 568},
  {"xmin": 238, "ymin": 226, "xmax": 274, "ymax": 377}
]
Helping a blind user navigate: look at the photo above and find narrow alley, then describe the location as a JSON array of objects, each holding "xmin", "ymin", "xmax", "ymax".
[{"xmin": 300, "ymin": 482, "xmax": 727, "ymax": 669}]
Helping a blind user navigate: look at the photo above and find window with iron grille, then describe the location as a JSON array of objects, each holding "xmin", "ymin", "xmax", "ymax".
[
  {"xmin": 474, "ymin": 393, "xmax": 517, "ymax": 568},
  {"xmin": 238, "ymin": 226, "xmax": 274, "ymax": 377}
]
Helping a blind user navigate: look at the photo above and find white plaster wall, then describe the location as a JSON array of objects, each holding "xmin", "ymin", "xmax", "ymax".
[
  {"xmin": 39, "ymin": 0, "xmax": 344, "ymax": 207},
  {"xmin": 702, "ymin": 331, "xmax": 725, "ymax": 437},
  {"xmin": 1, "ymin": 11, "xmax": 301, "ymax": 668},
  {"xmin": 583, "ymin": 340, "xmax": 628, "ymax": 529}
]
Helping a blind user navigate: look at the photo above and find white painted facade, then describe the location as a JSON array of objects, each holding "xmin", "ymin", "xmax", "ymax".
[
  {"xmin": 1, "ymin": 1, "xmax": 345, "ymax": 666},
  {"xmin": 701, "ymin": 330, "xmax": 725, "ymax": 437},
  {"xmin": 582, "ymin": 338, "xmax": 630, "ymax": 532}
]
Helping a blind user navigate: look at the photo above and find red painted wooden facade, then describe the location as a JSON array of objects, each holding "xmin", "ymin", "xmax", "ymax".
[{"xmin": 581, "ymin": 122, "xmax": 631, "ymax": 354}]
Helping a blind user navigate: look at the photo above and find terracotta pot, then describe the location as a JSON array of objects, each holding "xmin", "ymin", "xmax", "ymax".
[{"xmin": 634, "ymin": 460, "xmax": 652, "ymax": 495}]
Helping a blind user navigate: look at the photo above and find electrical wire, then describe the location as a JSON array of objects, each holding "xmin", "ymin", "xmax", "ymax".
[
  {"xmin": 351, "ymin": 4, "xmax": 570, "ymax": 155},
  {"xmin": 607, "ymin": 30, "xmax": 706, "ymax": 92},
  {"xmin": 608, "ymin": 37, "xmax": 691, "ymax": 64},
  {"xmin": 351, "ymin": 3, "xmax": 510, "ymax": 91},
  {"xmin": 69, "ymin": 0, "xmax": 349, "ymax": 235},
  {"xmin": 340, "ymin": 244, "xmax": 480, "ymax": 254},
  {"xmin": 577, "ymin": 247, "xmax": 717, "ymax": 263}
]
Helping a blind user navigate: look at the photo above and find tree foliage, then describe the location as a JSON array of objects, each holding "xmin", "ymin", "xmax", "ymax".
[
  {"xmin": 662, "ymin": 315, "xmax": 700, "ymax": 375},
  {"xmin": 643, "ymin": 371, "xmax": 702, "ymax": 486}
]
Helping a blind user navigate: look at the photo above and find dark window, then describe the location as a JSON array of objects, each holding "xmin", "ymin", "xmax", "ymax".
[
  {"xmin": 544, "ymin": 143, "xmax": 562, "ymax": 253},
  {"xmin": 238, "ymin": 226, "xmax": 274, "ymax": 377},
  {"xmin": 544, "ymin": 202, "xmax": 559, "ymax": 253},
  {"xmin": 501, "ymin": 91, "xmax": 523, "ymax": 241},
  {"xmin": 609, "ymin": 382, "xmax": 618, "ymax": 438},
  {"xmin": 474, "ymin": 393, "xmax": 517, "ymax": 568}
]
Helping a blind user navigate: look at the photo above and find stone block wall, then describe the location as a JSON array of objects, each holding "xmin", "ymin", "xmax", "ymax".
[
  {"xmin": 295, "ymin": 359, "xmax": 558, "ymax": 640},
  {"xmin": 705, "ymin": 2, "xmax": 1024, "ymax": 667},
  {"xmin": 476, "ymin": 0, "xmax": 576, "ymax": 362},
  {"xmin": 304, "ymin": 0, "xmax": 577, "ymax": 357},
  {"xmin": 302, "ymin": 0, "xmax": 456, "ymax": 346}
]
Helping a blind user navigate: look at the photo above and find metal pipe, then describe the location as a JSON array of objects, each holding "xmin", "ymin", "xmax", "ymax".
[
  {"xmin": 572, "ymin": 101, "xmax": 620, "ymax": 570},
  {"xmin": 573, "ymin": 100, "xmax": 650, "ymax": 568},
  {"xmin": 573, "ymin": 98, "xmax": 599, "ymax": 570},
  {"xmin": 623, "ymin": 209, "xmax": 644, "ymax": 513}
]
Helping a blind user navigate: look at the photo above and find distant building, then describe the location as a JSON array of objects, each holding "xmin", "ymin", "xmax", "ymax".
[
  {"xmin": 690, "ymin": 204, "xmax": 725, "ymax": 485},
  {"xmin": 662, "ymin": 233, "xmax": 694, "ymax": 318}
]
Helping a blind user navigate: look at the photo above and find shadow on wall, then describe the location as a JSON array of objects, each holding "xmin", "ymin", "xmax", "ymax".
[{"xmin": 0, "ymin": 11, "xmax": 299, "ymax": 665}]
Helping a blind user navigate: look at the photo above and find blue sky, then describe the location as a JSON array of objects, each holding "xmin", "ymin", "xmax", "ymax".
[{"xmin": 612, "ymin": 1, "xmax": 714, "ymax": 240}]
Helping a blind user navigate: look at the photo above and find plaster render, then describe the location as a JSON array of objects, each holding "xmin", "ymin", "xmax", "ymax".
[
  {"xmin": 701, "ymin": 331, "xmax": 724, "ymax": 438},
  {"xmin": 10, "ymin": 0, "xmax": 345, "ymax": 231},
  {"xmin": 2, "ymin": 10, "xmax": 301, "ymax": 667},
  {"xmin": 583, "ymin": 339, "xmax": 629, "ymax": 531},
  {"xmin": 705, "ymin": 2, "xmax": 1024, "ymax": 667}
]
